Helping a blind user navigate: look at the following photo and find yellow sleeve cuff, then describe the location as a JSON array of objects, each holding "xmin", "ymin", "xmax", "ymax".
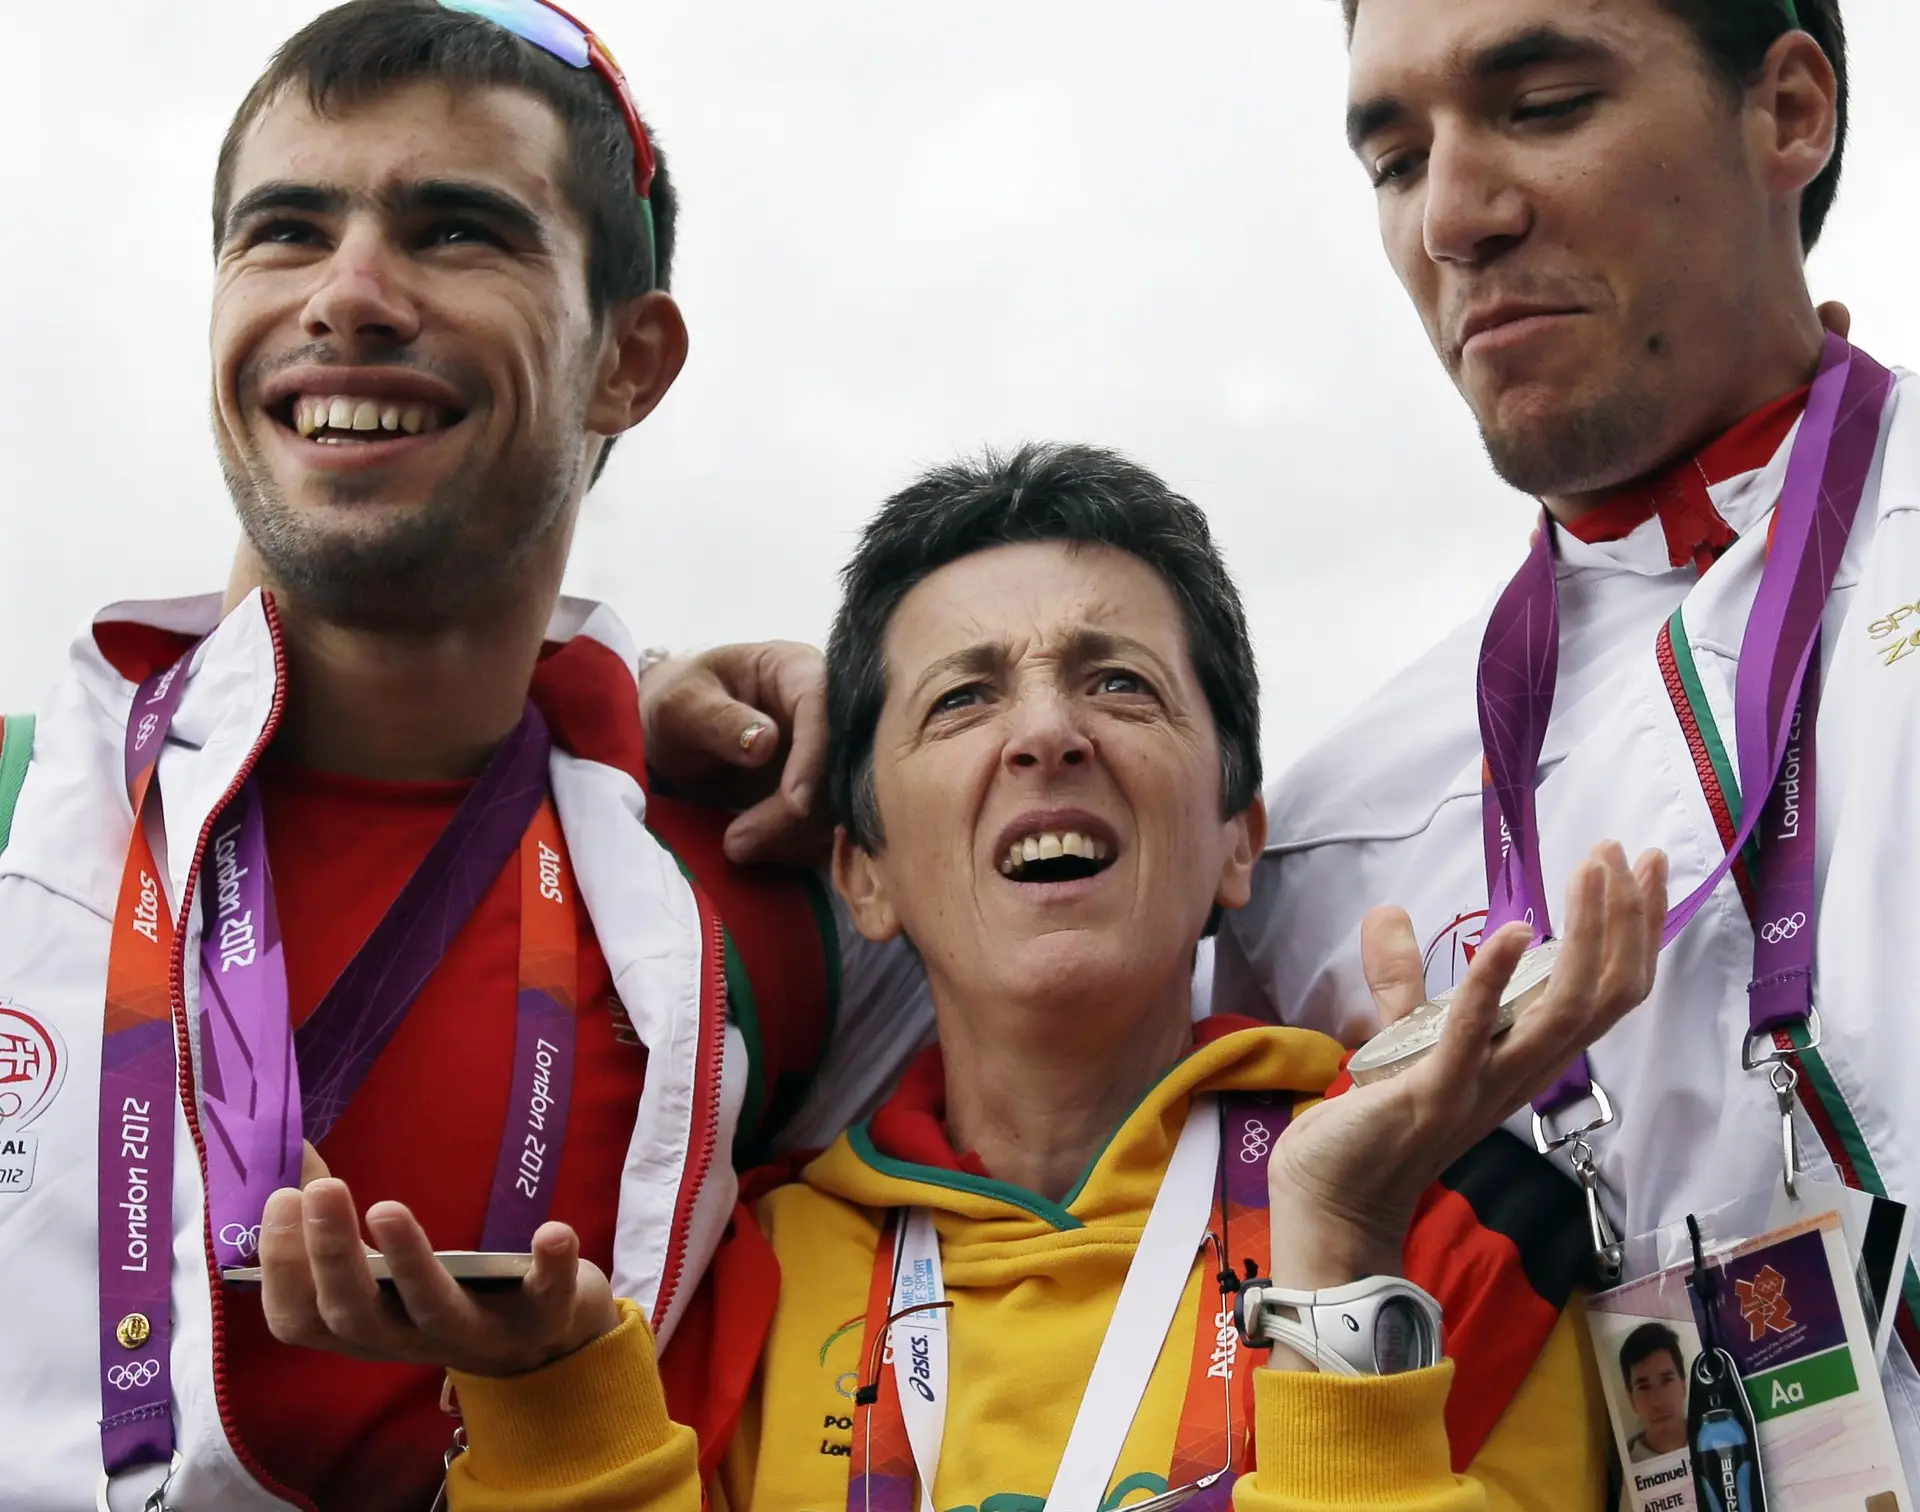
[
  {"xmin": 447, "ymin": 1297, "xmax": 692, "ymax": 1492},
  {"xmin": 1240, "ymin": 1361, "xmax": 1476, "ymax": 1510}
]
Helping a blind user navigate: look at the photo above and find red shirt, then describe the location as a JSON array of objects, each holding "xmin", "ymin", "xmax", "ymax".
[{"xmin": 1564, "ymin": 386, "xmax": 1810, "ymax": 563}]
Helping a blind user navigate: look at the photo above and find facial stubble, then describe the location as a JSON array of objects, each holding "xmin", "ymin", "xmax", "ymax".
[{"xmin": 220, "ymin": 408, "xmax": 586, "ymax": 635}]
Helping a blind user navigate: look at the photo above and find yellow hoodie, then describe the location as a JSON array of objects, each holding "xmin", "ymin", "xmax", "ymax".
[{"xmin": 446, "ymin": 1025, "xmax": 1609, "ymax": 1510}]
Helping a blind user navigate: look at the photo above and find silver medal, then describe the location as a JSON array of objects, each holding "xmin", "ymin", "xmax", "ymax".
[{"xmin": 1347, "ymin": 939, "xmax": 1561, "ymax": 1085}]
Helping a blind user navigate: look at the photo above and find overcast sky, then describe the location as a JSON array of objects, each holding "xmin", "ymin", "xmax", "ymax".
[{"xmin": 5, "ymin": 2, "xmax": 1916, "ymax": 771}]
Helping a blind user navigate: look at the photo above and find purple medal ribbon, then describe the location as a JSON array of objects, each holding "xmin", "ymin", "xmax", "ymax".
[
  {"xmin": 197, "ymin": 781, "xmax": 301, "ymax": 1270},
  {"xmin": 294, "ymin": 702, "xmax": 553, "ymax": 1141},
  {"xmin": 1477, "ymin": 335, "xmax": 1894, "ymax": 1116}
]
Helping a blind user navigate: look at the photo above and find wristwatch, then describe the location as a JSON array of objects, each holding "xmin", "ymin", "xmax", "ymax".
[{"xmin": 1234, "ymin": 1275, "xmax": 1444, "ymax": 1377}]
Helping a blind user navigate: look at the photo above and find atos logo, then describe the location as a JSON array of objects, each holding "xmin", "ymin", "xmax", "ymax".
[{"xmin": 0, "ymin": 1005, "xmax": 65, "ymax": 1131}]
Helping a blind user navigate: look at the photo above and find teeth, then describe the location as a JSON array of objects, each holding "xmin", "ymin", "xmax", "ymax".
[
  {"xmin": 285, "ymin": 395, "xmax": 444, "ymax": 438},
  {"xmin": 1001, "ymin": 831, "xmax": 1113, "ymax": 878}
]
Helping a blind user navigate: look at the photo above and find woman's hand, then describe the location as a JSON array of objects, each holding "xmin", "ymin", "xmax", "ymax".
[
  {"xmin": 256, "ymin": 1175, "xmax": 621, "ymax": 1378},
  {"xmin": 1263, "ymin": 841, "xmax": 1667, "ymax": 1297}
]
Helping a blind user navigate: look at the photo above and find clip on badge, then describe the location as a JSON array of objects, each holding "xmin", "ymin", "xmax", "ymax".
[{"xmin": 1684, "ymin": 1215, "xmax": 1769, "ymax": 1512}]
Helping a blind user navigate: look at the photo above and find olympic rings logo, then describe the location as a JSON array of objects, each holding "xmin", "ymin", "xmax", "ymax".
[
  {"xmin": 1240, "ymin": 1119, "xmax": 1273, "ymax": 1164},
  {"xmin": 108, "ymin": 1359, "xmax": 160, "ymax": 1392},
  {"xmin": 1760, "ymin": 913, "xmax": 1808, "ymax": 945},
  {"xmin": 219, "ymin": 1222, "xmax": 262, "ymax": 1255}
]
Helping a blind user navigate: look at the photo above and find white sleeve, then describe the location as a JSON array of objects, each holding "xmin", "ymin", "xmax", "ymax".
[{"xmin": 771, "ymin": 888, "xmax": 934, "ymax": 1150}]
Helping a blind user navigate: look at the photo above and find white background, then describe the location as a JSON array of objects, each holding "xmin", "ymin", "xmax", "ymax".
[{"xmin": 4, "ymin": 2, "xmax": 1915, "ymax": 770}]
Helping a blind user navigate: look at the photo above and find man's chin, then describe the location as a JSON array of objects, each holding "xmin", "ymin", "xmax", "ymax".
[{"xmin": 1477, "ymin": 387, "xmax": 1664, "ymax": 498}]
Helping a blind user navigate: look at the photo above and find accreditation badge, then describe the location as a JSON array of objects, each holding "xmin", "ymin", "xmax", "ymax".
[{"xmin": 1587, "ymin": 1206, "xmax": 1912, "ymax": 1512}]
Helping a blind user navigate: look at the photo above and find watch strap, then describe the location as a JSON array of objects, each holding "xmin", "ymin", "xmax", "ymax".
[{"xmin": 1234, "ymin": 1275, "xmax": 1444, "ymax": 1377}]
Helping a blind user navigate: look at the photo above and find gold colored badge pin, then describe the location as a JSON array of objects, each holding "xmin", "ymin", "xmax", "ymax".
[{"xmin": 116, "ymin": 1313, "xmax": 152, "ymax": 1349}]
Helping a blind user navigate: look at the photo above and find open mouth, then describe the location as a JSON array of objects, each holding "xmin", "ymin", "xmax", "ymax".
[
  {"xmin": 997, "ymin": 829, "xmax": 1117, "ymax": 885},
  {"xmin": 269, "ymin": 393, "xmax": 466, "ymax": 445}
]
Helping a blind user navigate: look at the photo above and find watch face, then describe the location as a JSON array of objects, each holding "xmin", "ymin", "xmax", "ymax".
[{"xmin": 1373, "ymin": 1297, "xmax": 1435, "ymax": 1374}]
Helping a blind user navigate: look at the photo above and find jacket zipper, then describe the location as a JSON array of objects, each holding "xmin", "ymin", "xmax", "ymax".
[
  {"xmin": 651, "ymin": 883, "xmax": 728, "ymax": 1333},
  {"xmin": 163, "ymin": 595, "xmax": 315, "ymax": 1512},
  {"xmin": 1655, "ymin": 622, "xmax": 1757, "ymax": 915}
]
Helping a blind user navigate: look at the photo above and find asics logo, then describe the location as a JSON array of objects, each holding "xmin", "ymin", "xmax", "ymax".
[
  {"xmin": 108, "ymin": 1359, "xmax": 160, "ymax": 1392},
  {"xmin": 1240, "ymin": 1119, "xmax": 1273, "ymax": 1164},
  {"xmin": 219, "ymin": 1222, "xmax": 263, "ymax": 1255},
  {"xmin": 1760, "ymin": 913, "xmax": 1808, "ymax": 946}
]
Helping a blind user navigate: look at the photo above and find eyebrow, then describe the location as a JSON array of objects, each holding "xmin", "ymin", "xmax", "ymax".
[
  {"xmin": 220, "ymin": 178, "xmax": 549, "ymax": 250},
  {"xmin": 1346, "ymin": 26, "xmax": 1616, "ymax": 152},
  {"xmin": 905, "ymin": 628, "xmax": 1175, "ymax": 706}
]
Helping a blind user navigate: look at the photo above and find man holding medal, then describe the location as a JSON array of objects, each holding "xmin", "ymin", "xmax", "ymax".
[
  {"xmin": 1205, "ymin": 0, "xmax": 1920, "ymax": 1489},
  {"xmin": 0, "ymin": 1, "xmax": 932, "ymax": 1508}
]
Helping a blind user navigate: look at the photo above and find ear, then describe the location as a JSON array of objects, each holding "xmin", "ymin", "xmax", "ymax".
[
  {"xmin": 585, "ymin": 290, "xmax": 690, "ymax": 438},
  {"xmin": 1212, "ymin": 795, "xmax": 1267, "ymax": 913},
  {"xmin": 1751, "ymin": 30, "xmax": 1839, "ymax": 213},
  {"xmin": 832, "ymin": 826, "xmax": 903, "ymax": 944}
]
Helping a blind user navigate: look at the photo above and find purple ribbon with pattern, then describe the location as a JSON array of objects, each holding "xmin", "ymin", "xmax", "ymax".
[{"xmin": 1477, "ymin": 334, "xmax": 1894, "ymax": 1115}]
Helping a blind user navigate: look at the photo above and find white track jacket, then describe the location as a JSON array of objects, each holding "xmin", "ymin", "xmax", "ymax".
[
  {"xmin": 0, "ymin": 590, "xmax": 929, "ymax": 1510},
  {"xmin": 1215, "ymin": 366, "xmax": 1920, "ymax": 1477}
]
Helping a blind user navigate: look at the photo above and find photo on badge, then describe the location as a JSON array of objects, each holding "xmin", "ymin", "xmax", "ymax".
[{"xmin": 1588, "ymin": 1209, "xmax": 1913, "ymax": 1512}]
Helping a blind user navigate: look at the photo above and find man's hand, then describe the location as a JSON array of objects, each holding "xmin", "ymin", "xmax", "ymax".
[
  {"xmin": 638, "ymin": 642, "xmax": 831, "ymax": 866},
  {"xmin": 257, "ymin": 1177, "xmax": 620, "ymax": 1378},
  {"xmin": 1819, "ymin": 300, "xmax": 1851, "ymax": 338},
  {"xmin": 1263, "ymin": 841, "xmax": 1667, "ymax": 1295}
]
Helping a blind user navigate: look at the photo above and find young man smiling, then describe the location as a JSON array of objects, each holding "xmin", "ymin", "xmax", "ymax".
[
  {"xmin": 0, "ymin": 3, "xmax": 928, "ymax": 1508},
  {"xmin": 1207, "ymin": 0, "xmax": 1920, "ymax": 1481}
]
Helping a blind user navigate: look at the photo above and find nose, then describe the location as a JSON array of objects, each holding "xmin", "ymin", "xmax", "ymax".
[
  {"xmin": 299, "ymin": 219, "xmax": 423, "ymax": 347},
  {"xmin": 1002, "ymin": 684, "xmax": 1093, "ymax": 778},
  {"xmin": 1421, "ymin": 124, "xmax": 1530, "ymax": 266}
]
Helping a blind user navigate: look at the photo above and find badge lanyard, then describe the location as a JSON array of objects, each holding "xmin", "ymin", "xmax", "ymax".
[
  {"xmin": 1476, "ymin": 335, "xmax": 1895, "ymax": 1267},
  {"xmin": 96, "ymin": 654, "xmax": 580, "ymax": 1493},
  {"xmin": 848, "ymin": 1095, "xmax": 1288, "ymax": 1512}
]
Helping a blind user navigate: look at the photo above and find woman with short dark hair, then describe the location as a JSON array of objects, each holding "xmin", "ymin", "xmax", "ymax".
[{"xmin": 277, "ymin": 444, "xmax": 1664, "ymax": 1510}]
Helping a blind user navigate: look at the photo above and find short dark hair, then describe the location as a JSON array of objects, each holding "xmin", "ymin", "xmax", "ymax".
[
  {"xmin": 215, "ymin": 0, "xmax": 675, "ymax": 301},
  {"xmin": 826, "ymin": 442, "xmax": 1262, "ymax": 855},
  {"xmin": 1340, "ymin": 0, "xmax": 1847, "ymax": 251},
  {"xmin": 1619, "ymin": 1322, "xmax": 1686, "ymax": 1386}
]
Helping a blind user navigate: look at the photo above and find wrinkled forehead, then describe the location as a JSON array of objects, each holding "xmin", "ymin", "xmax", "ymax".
[
  {"xmin": 880, "ymin": 541, "xmax": 1195, "ymax": 701},
  {"xmin": 226, "ymin": 77, "xmax": 573, "ymax": 226}
]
